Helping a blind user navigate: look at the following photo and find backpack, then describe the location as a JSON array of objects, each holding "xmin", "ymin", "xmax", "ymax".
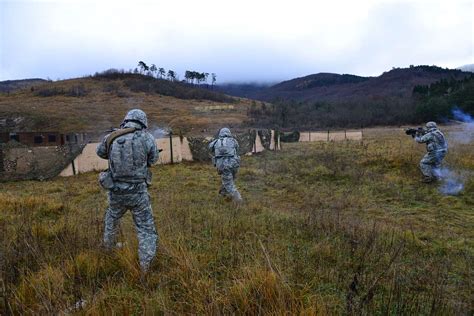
[
  {"xmin": 214, "ymin": 137, "xmax": 237, "ymax": 157},
  {"xmin": 108, "ymin": 130, "xmax": 149, "ymax": 183}
]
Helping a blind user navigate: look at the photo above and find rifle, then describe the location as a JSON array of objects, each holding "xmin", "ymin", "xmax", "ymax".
[
  {"xmin": 104, "ymin": 128, "xmax": 162, "ymax": 152},
  {"xmin": 405, "ymin": 127, "xmax": 426, "ymax": 138},
  {"xmin": 105, "ymin": 127, "xmax": 118, "ymax": 133}
]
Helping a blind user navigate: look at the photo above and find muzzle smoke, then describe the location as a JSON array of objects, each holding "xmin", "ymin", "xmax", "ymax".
[
  {"xmin": 437, "ymin": 107, "xmax": 473, "ymax": 195},
  {"xmin": 449, "ymin": 107, "xmax": 474, "ymax": 144},
  {"xmin": 148, "ymin": 126, "xmax": 170, "ymax": 139}
]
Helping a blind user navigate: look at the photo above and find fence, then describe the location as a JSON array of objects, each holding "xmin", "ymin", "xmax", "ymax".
[
  {"xmin": 1, "ymin": 128, "xmax": 364, "ymax": 180},
  {"xmin": 297, "ymin": 130, "xmax": 363, "ymax": 142},
  {"xmin": 59, "ymin": 130, "xmax": 277, "ymax": 177}
]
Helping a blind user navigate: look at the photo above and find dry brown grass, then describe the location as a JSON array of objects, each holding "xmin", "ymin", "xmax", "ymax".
[
  {"xmin": 0, "ymin": 126, "xmax": 473, "ymax": 314},
  {"xmin": 0, "ymin": 78, "xmax": 251, "ymax": 136}
]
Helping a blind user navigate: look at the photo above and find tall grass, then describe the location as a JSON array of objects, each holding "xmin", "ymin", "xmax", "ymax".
[{"xmin": 0, "ymin": 128, "xmax": 472, "ymax": 314}]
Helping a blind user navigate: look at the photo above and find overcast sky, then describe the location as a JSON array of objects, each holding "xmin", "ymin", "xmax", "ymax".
[{"xmin": 0, "ymin": 0, "xmax": 472, "ymax": 83}]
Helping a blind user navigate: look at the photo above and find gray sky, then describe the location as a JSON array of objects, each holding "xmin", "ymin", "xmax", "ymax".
[{"xmin": 0, "ymin": 0, "xmax": 472, "ymax": 83}]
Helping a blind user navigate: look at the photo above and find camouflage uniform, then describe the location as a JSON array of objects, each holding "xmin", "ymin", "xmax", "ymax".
[
  {"xmin": 415, "ymin": 121, "xmax": 448, "ymax": 182},
  {"xmin": 96, "ymin": 109, "xmax": 159, "ymax": 271},
  {"xmin": 208, "ymin": 128, "xmax": 243, "ymax": 202}
]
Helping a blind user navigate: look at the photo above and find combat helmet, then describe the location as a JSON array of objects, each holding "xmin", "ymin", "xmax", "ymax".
[
  {"xmin": 218, "ymin": 127, "xmax": 232, "ymax": 138},
  {"xmin": 426, "ymin": 121, "xmax": 437, "ymax": 130},
  {"xmin": 123, "ymin": 109, "xmax": 148, "ymax": 128}
]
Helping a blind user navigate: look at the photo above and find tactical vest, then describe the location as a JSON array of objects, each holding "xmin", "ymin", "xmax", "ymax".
[
  {"xmin": 109, "ymin": 131, "xmax": 148, "ymax": 183},
  {"xmin": 431, "ymin": 130, "xmax": 447, "ymax": 151},
  {"xmin": 214, "ymin": 137, "xmax": 237, "ymax": 158}
]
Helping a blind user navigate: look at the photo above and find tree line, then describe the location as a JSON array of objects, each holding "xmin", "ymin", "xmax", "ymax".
[
  {"xmin": 247, "ymin": 74, "xmax": 474, "ymax": 129},
  {"xmin": 413, "ymin": 74, "xmax": 474, "ymax": 122},
  {"xmin": 135, "ymin": 61, "xmax": 217, "ymax": 88}
]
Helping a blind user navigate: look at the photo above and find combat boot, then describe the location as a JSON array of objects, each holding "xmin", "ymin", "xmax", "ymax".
[{"xmin": 421, "ymin": 176, "xmax": 434, "ymax": 183}]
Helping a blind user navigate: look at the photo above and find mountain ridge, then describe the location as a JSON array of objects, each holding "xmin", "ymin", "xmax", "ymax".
[{"xmin": 219, "ymin": 65, "xmax": 472, "ymax": 103}]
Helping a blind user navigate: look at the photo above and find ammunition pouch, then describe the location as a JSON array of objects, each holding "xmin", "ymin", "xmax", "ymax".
[
  {"xmin": 99, "ymin": 170, "xmax": 115, "ymax": 190},
  {"xmin": 146, "ymin": 169, "xmax": 153, "ymax": 187}
]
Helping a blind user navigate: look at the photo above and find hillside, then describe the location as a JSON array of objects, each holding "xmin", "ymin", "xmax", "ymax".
[
  {"xmin": 243, "ymin": 66, "xmax": 474, "ymax": 129},
  {"xmin": 220, "ymin": 66, "xmax": 472, "ymax": 103},
  {"xmin": 1, "ymin": 127, "xmax": 472, "ymax": 314},
  {"xmin": 0, "ymin": 78, "xmax": 47, "ymax": 93},
  {"xmin": 0, "ymin": 74, "xmax": 251, "ymax": 137}
]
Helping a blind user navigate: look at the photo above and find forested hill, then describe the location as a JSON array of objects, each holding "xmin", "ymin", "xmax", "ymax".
[
  {"xmin": 219, "ymin": 66, "xmax": 472, "ymax": 103},
  {"xmin": 246, "ymin": 69, "xmax": 474, "ymax": 129}
]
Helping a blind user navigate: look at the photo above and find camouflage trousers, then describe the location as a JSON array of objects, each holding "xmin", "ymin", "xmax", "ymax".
[
  {"xmin": 104, "ymin": 190, "xmax": 158, "ymax": 271},
  {"xmin": 419, "ymin": 150, "xmax": 447, "ymax": 179},
  {"xmin": 220, "ymin": 167, "xmax": 239, "ymax": 195},
  {"xmin": 216, "ymin": 157, "xmax": 239, "ymax": 194},
  {"xmin": 216, "ymin": 157, "xmax": 241, "ymax": 200}
]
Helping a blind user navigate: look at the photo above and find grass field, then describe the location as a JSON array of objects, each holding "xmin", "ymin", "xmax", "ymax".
[{"xmin": 0, "ymin": 127, "xmax": 473, "ymax": 314}]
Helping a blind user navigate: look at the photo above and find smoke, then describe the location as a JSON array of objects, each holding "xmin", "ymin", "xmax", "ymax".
[
  {"xmin": 449, "ymin": 107, "xmax": 474, "ymax": 144},
  {"xmin": 436, "ymin": 107, "xmax": 473, "ymax": 195},
  {"xmin": 148, "ymin": 126, "xmax": 170, "ymax": 139},
  {"xmin": 436, "ymin": 168, "xmax": 465, "ymax": 195}
]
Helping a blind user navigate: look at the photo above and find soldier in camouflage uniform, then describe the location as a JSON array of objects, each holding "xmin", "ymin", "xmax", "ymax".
[
  {"xmin": 208, "ymin": 128, "xmax": 243, "ymax": 202},
  {"xmin": 96, "ymin": 109, "xmax": 159, "ymax": 272},
  {"xmin": 415, "ymin": 121, "xmax": 448, "ymax": 183}
]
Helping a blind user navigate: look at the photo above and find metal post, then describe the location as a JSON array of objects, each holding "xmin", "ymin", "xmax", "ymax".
[
  {"xmin": 309, "ymin": 131, "xmax": 311, "ymax": 142},
  {"xmin": 345, "ymin": 130, "xmax": 347, "ymax": 140},
  {"xmin": 169, "ymin": 132, "xmax": 174, "ymax": 164},
  {"xmin": 71, "ymin": 159, "xmax": 76, "ymax": 175},
  {"xmin": 327, "ymin": 130, "xmax": 330, "ymax": 142}
]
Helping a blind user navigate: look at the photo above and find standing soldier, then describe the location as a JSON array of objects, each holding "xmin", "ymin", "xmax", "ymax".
[
  {"xmin": 96, "ymin": 109, "xmax": 159, "ymax": 272},
  {"xmin": 414, "ymin": 121, "xmax": 448, "ymax": 183},
  {"xmin": 208, "ymin": 128, "xmax": 243, "ymax": 203}
]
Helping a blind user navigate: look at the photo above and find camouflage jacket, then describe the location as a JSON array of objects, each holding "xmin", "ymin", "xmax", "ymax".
[
  {"xmin": 208, "ymin": 128, "xmax": 240, "ymax": 159},
  {"xmin": 416, "ymin": 128, "xmax": 448, "ymax": 152},
  {"xmin": 97, "ymin": 122, "xmax": 159, "ymax": 190}
]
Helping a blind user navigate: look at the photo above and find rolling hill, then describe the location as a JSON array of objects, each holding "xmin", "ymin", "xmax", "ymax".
[
  {"xmin": 0, "ymin": 73, "xmax": 251, "ymax": 138},
  {"xmin": 219, "ymin": 65, "xmax": 472, "ymax": 103}
]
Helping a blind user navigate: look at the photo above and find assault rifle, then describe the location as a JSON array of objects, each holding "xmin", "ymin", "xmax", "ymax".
[
  {"xmin": 405, "ymin": 127, "xmax": 426, "ymax": 138},
  {"xmin": 104, "ymin": 127, "xmax": 163, "ymax": 152}
]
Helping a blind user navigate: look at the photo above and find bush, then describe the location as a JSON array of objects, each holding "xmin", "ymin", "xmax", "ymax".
[
  {"xmin": 250, "ymin": 98, "xmax": 417, "ymax": 128},
  {"xmin": 66, "ymin": 84, "xmax": 87, "ymax": 97},
  {"xmin": 36, "ymin": 87, "xmax": 65, "ymax": 97},
  {"xmin": 124, "ymin": 77, "xmax": 234, "ymax": 103},
  {"xmin": 36, "ymin": 84, "xmax": 88, "ymax": 98}
]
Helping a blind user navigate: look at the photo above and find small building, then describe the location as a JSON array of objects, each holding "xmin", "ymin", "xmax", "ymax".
[{"xmin": 0, "ymin": 132, "xmax": 87, "ymax": 146}]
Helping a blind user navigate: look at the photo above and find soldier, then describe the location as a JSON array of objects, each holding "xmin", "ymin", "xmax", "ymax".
[
  {"xmin": 208, "ymin": 127, "xmax": 243, "ymax": 202},
  {"xmin": 96, "ymin": 109, "xmax": 159, "ymax": 272},
  {"xmin": 415, "ymin": 121, "xmax": 448, "ymax": 183}
]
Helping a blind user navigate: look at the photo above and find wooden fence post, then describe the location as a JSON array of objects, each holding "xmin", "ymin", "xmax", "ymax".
[
  {"xmin": 71, "ymin": 159, "xmax": 76, "ymax": 175},
  {"xmin": 169, "ymin": 132, "xmax": 174, "ymax": 164},
  {"xmin": 253, "ymin": 130, "xmax": 258, "ymax": 153}
]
